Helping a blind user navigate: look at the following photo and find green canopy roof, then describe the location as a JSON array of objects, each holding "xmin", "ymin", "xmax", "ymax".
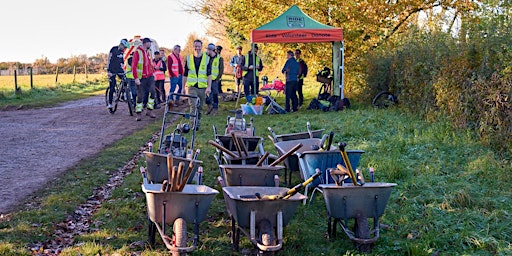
[{"xmin": 251, "ymin": 5, "xmax": 343, "ymax": 43}]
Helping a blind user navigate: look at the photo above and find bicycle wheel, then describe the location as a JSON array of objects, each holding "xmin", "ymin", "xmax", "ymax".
[
  {"xmin": 372, "ymin": 91, "xmax": 397, "ymax": 108},
  {"xmin": 110, "ymin": 85, "xmax": 120, "ymax": 114}
]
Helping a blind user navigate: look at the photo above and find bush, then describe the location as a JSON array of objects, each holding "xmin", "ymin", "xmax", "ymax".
[{"xmin": 364, "ymin": 28, "xmax": 512, "ymax": 154}]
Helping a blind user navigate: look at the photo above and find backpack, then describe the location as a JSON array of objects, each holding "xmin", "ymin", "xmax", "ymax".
[{"xmin": 317, "ymin": 83, "xmax": 331, "ymax": 101}]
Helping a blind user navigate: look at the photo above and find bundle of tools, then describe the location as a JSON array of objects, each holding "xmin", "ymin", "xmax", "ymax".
[
  {"xmin": 328, "ymin": 142, "xmax": 365, "ymax": 186},
  {"xmin": 161, "ymin": 149, "xmax": 200, "ymax": 192}
]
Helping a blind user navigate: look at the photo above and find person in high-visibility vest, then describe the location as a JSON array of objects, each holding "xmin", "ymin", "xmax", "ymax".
[
  {"xmin": 132, "ymin": 38, "xmax": 157, "ymax": 121},
  {"xmin": 153, "ymin": 51, "xmax": 167, "ymax": 108},
  {"xmin": 124, "ymin": 51, "xmax": 137, "ymax": 107},
  {"xmin": 167, "ymin": 45, "xmax": 184, "ymax": 106},
  {"xmin": 295, "ymin": 49, "xmax": 308, "ymax": 109},
  {"xmin": 240, "ymin": 44, "xmax": 263, "ymax": 99},
  {"xmin": 182, "ymin": 39, "xmax": 212, "ymax": 131},
  {"xmin": 206, "ymin": 43, "xmax": 224, "ymax": 116}
]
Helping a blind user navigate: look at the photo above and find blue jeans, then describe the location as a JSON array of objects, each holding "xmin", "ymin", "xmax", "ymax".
[
  {"xmin": 169, "ymin": 75, "xmax": 183, "ymax": 101},
  {"xmin": 285, "ymin": 80, "xmax": 298, "ymax": 112}
]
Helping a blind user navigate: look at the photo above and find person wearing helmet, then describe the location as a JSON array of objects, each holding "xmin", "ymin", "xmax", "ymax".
[{"xmin": 106, "ymin": 39, "xmax": 130, "ymax": 110}]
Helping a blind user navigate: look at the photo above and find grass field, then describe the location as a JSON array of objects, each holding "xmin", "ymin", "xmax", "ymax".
[
  {"xmin": 0, "ymin": 73, "xmax": 107, "ymax": 109},
  {"xmin": 0, "ymin": 73, "xmax": 105, "ymax": 91},
  {"xmin": 0, "ymin": 76, "xmax": 510, "ymax": 255}
]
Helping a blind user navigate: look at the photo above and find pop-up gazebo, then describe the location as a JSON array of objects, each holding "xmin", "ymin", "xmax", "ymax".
[{"xmin": 250, "ymin": 5, "xmax": 345, "ymax": 98}]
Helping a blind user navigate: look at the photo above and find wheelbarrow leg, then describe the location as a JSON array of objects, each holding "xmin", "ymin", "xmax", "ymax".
[
  {"xmin": 148, "ymin": 217, "xmax": 156, "ymax": 246},
  {"xmin": 231, "ymin": 215, "xmax": 239, "ymax": 251}
]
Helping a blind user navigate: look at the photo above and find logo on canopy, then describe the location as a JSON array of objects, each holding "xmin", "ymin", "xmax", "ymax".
[{"xmin": 286, "ymin": 15, "xmax": 305, "ymax": 28}]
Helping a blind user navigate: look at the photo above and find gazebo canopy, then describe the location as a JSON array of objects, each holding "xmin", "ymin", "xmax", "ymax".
[
  {"xmin": 250, "ymin": 5, "xmax": 346, "ymax": 98},
  {"xmin": 251, "ymin": 5, "xmax": 343, "ymax": 43}
]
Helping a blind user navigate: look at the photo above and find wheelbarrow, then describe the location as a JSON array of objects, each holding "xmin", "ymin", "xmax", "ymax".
[
  {"xmin": 273, "ymin": 136, "xmax": 336, "ymax": 186},
  {"xmin": 144, "ymin": 151, "xmax": 202, "ymax": 184},
  {"xmin": 319, "ymin": 182, "xmax": 397, "ymax": 252},
  {"xmin": 222, "ymin": 186, "xmax": 307, "ymax": 255},
  {"xmin": 267, "ymin": 121, "xmax": 324, "ymax": 143},
  {"xmin": 296, "ymin": 149, "xmax": 365, "ymax": 204},
  {"xmin": 209, "ymin": 132, "xmax": 278, "ymax": 166},
  {"xmin": 218, "ymin": 164, "xmax": 285, "ymax": 186},
  {"xmin": 142, "ymin": 183, "xmax": 219, "ymax": 255}
]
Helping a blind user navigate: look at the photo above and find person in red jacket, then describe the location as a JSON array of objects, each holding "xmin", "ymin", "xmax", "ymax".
[
  {"xmin": 132, "ymin": 38, "xmax": 156, "ymax": 121},
  {"xmin": 167, "ymin": 45, "xmax": 184, "ymax": 106},
  {"xmin": 153, "ymin": 51, "xmax": 166, "ymax": 108}
]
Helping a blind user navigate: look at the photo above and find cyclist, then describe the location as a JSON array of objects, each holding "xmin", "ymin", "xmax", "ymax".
[{"xmin": 107, "ymin": 38, "xmax": 130, "ymax": 109}]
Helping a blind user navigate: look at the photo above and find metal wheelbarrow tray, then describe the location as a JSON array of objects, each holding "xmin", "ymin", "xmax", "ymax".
[
  {"xmin": 319, "ymin": 182, "xmax": 397, "ymax": 252},
  {"xmin": 215, "ymin": 135, "xmax": 263, "ymax": 152},
  {"xmin": 274, "ymin": 129, "xmax": 324, "ymax": 142},
  {"xmin": 144, "ymin": 151, "xmax": 202, "ymax": 184},
  {"xmin": 222, "ymin": 186, "xmax": 306, "ymax": 254},
  {"xmin": 142, "ymin": 183, "xmax": 219, "ymax": 254},
  {"xmin": 218, "ymin": 164, "xmax": 284, "ymax": 186},
  {"xmin": 273, "ymin": 138, "xmax": 335, "ymax": 185}
]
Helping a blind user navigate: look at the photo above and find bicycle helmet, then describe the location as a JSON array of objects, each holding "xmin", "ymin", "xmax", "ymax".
[{"xmin": 120, "ymin": 39, "xmax": 130, "ymax": 48}]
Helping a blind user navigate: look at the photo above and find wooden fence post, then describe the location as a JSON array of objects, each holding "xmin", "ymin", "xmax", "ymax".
[
  {"xmin": 55, "ymin": 67, "xmax": 59, "ymax": 83},
  {"xmin": 14, "ymin": 70, "xmax": 19, "ymax": 92},
  {"xmin": 84, "ymin": 64, "xmax": 88, "ymax": 79},
  {"xmin": 73, "ymin": 66, "xmax": 76, "ymax": 83},
  {"xmin": 29, "ymin": 67, "xmax": 33, "ymax": 89}
]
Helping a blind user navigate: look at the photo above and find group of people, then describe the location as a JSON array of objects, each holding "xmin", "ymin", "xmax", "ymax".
[
  {"xmin": 106, "ymin": 38, "xmax": 225, "ymax": 127},
  {"xmin": 281, "ymin": 49, "xmax": 308, "ymax": 112},
  {"xmin": 228, "ymin": 45, "xmax": 308, "ymax": 113}
]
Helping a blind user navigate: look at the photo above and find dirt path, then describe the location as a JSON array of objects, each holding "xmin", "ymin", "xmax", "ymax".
[{"xmin": 0, "ymin": 95, "xmax": 163, "ymax": 214}]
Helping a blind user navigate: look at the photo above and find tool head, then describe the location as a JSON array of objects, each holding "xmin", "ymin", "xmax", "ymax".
[{"xmin": 338, "ymin": 142, "xmax": 347, "ymax": 151}]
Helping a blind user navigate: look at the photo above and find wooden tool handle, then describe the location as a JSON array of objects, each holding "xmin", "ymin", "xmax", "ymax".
[
  {"xmin": 231, "ymin": 132, "xmax": 243, "ymax": 157},
  {"xmin": 238, "ymin": 136, "xmax": 249, "ymax": 157},
  {"xmin": 256, "ymin": 152, "xmax": 270, "ymax": 166},
  {"xmin": 270, "ymin": 143, "xmax": 303, "ymax": 166},
  {"xmin": 208, "ymin": 140, "xmax": 238, "ymax": 158}
]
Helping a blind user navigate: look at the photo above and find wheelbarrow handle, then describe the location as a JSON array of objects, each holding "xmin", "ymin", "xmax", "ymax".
[
  {"xmin": 270, "ymin": 143, "xmax": 303, "ymax": 166},
  {"xmin": 307, "ymin": 121, "xmax": 312, "ymax": 139}
]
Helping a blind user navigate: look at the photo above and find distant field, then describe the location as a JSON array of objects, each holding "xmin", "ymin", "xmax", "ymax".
[{"xmin": 0, "ymin": 74, "xmax": 105, "ymax": 91}]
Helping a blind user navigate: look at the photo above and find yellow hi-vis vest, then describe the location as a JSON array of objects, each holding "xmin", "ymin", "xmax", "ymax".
[
  {"xmin": 211, "ymin": 54, "xmax": 220, "ymax": 78},
  {"xmin": 125, "ymin": 54, "xmax": 134, "ymax": 79},
  {"xmin": 131, "ymin": 48, "xmax": 144, "ymax": 79},
  {"xmin": 186, "ymin": 53, "xmax": 209, "ymax": 88},
  {"xmin": 243, "ymin": 54, "xmax": 261, "ymax": 77}
]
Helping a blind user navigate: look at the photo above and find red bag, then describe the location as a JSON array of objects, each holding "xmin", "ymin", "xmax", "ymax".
[{"xmin": 235, "ymin": 66, "xmax": 243, "ymax": 79}]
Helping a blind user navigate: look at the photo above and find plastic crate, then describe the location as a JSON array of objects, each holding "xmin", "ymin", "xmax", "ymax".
[{"xmin": 241, "ymin": 104, "xmax": 263, "ymax": 115}]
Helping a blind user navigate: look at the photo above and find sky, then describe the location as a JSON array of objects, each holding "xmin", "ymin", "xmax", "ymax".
[{"xmin": 0, "ymin": 0, "xmax": 207, "ymax": 63}]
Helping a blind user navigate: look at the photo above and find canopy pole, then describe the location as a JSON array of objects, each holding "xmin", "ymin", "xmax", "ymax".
[
  {"xmin": 341, "ymin": 41, "xmax": 344, "ymax": 99},
  {"xmin": 332, "ymin": 41, "xmax": 343, "ymax": 98},
  {"xmin": 252, "ymin": 43, "xmax": 256, "ymax": 97}
]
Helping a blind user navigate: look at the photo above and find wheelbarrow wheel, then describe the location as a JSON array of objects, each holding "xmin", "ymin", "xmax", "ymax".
[
  {"xmin": 258, "ymin": 219, "xmax": 275, "ymax": 246},
  {"xmin": 173, "ymin": 218, "xmax": 187, "ymax": 247}
]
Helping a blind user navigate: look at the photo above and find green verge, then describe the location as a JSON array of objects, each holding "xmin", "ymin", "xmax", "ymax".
[{"xmin": 1, "ymin": 76, "xmax": 511, "ymax": 255}]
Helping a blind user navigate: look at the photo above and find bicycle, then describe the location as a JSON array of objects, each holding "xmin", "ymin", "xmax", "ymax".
[
  {"xmin": 372, "ymin": 90, "xmax": 398, "ymax": 108},
  {"xmin": 105, "ymin": 74, "xmax": 135, "ymax": 116}
]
